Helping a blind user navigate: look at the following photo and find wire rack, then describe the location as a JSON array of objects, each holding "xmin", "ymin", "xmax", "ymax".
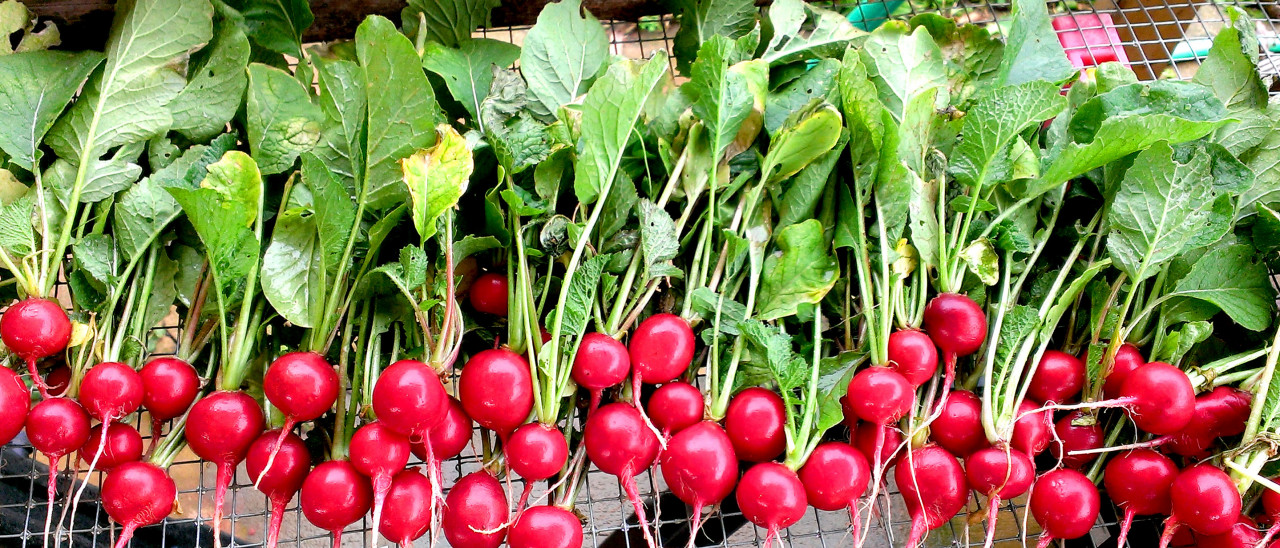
[{"xmin": 3, "ymin": 0, "xmax": 1279, "ymax": 547}]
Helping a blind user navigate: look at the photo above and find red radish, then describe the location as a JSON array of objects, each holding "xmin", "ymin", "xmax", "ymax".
[
  {"xmin": 737, "ymin": 462, "xmax": 807, "ymax": 546},
  {"xmin": 1103, "ymin": 449, "xmax": 1177, "ymax": 548},
  {"xmin": 1050, "ymin": 411, "xmax": 1104, "ymax": 469},
  {"xmin": 1, "ymin": 298, "xmax": 71, "ymax": 399},
  {"xmin": 1258, "ymin": 482, "xmax": 1280, "ymax": 546},
  {"xmin": 246, "ymin": 429, "xmax": 310, "ymax": 548},
  {"xmin": 507, "ymin": 422, "xmax": 569, "ymax": 510},
  {"xmin": 1160, "ymin": 464, "xmax": 1242, "ymax": 546},
  {"xmin": 1194, "ymin": 515, "xmax": 1261, "ymax": 548},
  {"xmin": 1030, "ymin": 469, "xmax": 1101, "ymax": 548},
  {"xmin": 79, "ymin": 423, "xmax": 143, "ymax": 470},
  {"xmin": 660, "ymin": 421, "xmax": 738, "ymax": 539},
  {"xmin": 646, "ymin": 381, "xmax": 703, "ymax": 436},
  {"xmin": 1027, "ymin": 350, "xmax": 1085, "ymax": 403},
  {"xmin": 966, "ymin": 446, "xmax": 1034, "ymax": 548},
  {"xmin": 301, "ymin": 460, "xmax": 373, "ymax": 548},
  {"xmin": 470, "ymin": 272, "xmax": 509, "ymax": 316},
  {"xmin": 185, "ymin": 390, "xmax": 265, "ymax": 546},
  {"xmin": 373, "ymin": 359, "xmax": 448, "ymax": 437},
  {"xmin": 411, "ymin": 396, "xmax": 472, "ymax": 463},
  {"xmin": 798, "ymin": 442, "xmax": 868, "ymax": 540},
  {"xmin": 459, "ymin": 348, "xmax": 534, "ymax": 440},
  {"xmin": 27, "ymin": 397, "xmax": 90, "ymax": 538},
  {"xmin": 628, "ymin": 313, "xmax": 695, "ymax": 384},
  {"xmin": 584, "ymin": 403, "xmax": 661, "ymax": 547},
  {"xmin": 79, "ymin": 361, "xmax": 144, "ymax": 423},
  {"xmin": 1120, "ymin": 362, "xmax": 1195, "ymax": 435},
  {"xmin": 508, "ymin": 505, "xmax": 583, "ymax": 548},
  {"xmin": 571, "ymin": 332, "xmax": 630, "ymax": 412},
  {"xmin": 139, "ymin": 357, "xmax": 200, "ymax": 453},
  {"xmin": 45, "ymin": 366, "xmax": 70, "ymax": 397},
  {"xmin": 887, "ymin": 329, "xmax": 938, "ymax": 386},
  {"xmin": 929, "ymin": 389, "xmax": 988, "ymax": 457},
  {"xmin": 350, "ymin": 421, "xmax": 411, "ymax": 542},
  {"xmin": 847, "ymin": 367, "xmax": 914, "ymax": 427},
  {"xmin": 1011, "ymin": 399, "xmax": 1052, "ymax": 456},
  {"xmin": 101, "ymin": 461, "xmax": 176, "ymax": 548},
  {"xmin": 0, "ymin": 366, "xmax": 29, "ymax": 447},
  {"xmin": 724, "ymin": 387, "xmax": 786, "ymax": 463},
  {"xmin": 1164, "ymin": 387, "xmax": 1251, "ymax": 458},
  {"xmin": 379, "ymin": 468, "xmax": 433, "ymax": 548},
  {"xmin": 1103, "ymin": 342, "xmax": 1145, "ymax": 399},
  {"xmin": 852, "ymin": 422, "xmax": 901, "ymax": 468},
  {"xmin": 895, "ymin": 444, "xmax": 967, "ymax": 547},
  {"xmin": 258, "ymin": 352, "xmax": 339, "ymax": 481},
  {"xmin": 921, "ymin": 293, "xmax": 987, "ymax": 403},
  {"xmin": 443, "ymin": 470, "xmax": 509, "ymax": 548}
]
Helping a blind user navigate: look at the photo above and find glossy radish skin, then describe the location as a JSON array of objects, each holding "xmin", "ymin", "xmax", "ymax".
[
  {"xmin": 584, "ymin": 403, "xmax": 661, "ymax": 546},
  {"xmin": 572, "ymin": 332, "xmax": 630, "ymax": 411},
  {"xmin": 1103, "ymin": 343, "xmax": 1146, "ymax": 399},
  {"xmin": 459, "ymin": 348, "xmax": 534, "ymax": 439},
  {"xmin": 1011, "ymin": 399, "xmax": 1052, "ymax": 456},
  {"xmin": 724, "ymin": 388, "xmax": 786, "ymax": 463},
  {"xmin": 44, "ymin": 366, "xmax": 70, "ymax": 397},
  {"xmin": 101, "ymin": 461, "xmax": 176, "ymax": 548},
  {"xmin": 139, "ymin": 357, "xmax": 200, "ymax": 453},
  {"xmin": 647, "ymin": 381, "xmax": 704, "ymax": 436},
  {"xmin": 0, "ymin": 367, "xmax": 29, "ymax": 447},
  {"xmin": 1103, "ymin": 449, "xmax": 1177, "ymax": 547},
  {"xmin": 1259, "ymin": 483, "xmax": 1280, "ymax": 546},
  {"xmin": 350, "ymin": 421, "xmax": 411, "ymax": 542},
  {"xmin": 469, "ymin": 272, "xmax": 509, "ymax": 316},
  {"xmin": 929, "ymin": 390, "xmax": 989, "ymax": 457},
  {"xmin": 508, "ymin": 505, "xmax": 583, "ymax": 548},
  {"xmin": 1030, "ymin": 469, "xmax": 1101, "ymax": 548},
  {"xmin": 628, "ymin": 313, "xmax": 695, "ymax": 384},
  {"xmin": 847, "ymin": 367, "xmax": 914, "ymax": 426},
  {"xmin": 1121, "ymin": 362, "xmax": 1195, "ymax": 435},
  {"xmin": 379, "ymin": 468, "xmax": 433, "ymax": 548},
  {"xmin": 1161, "ymin": 465, "xmax": 1242, "ymax": 545},
  {"xmin": 895, "ymin": 445, "xmax": 967, "ymax": 547},
  {"xmin": 246, "ymin": 430, "xmax": 311, "ymax": 548},
  {"xmin": 852, "ymin": 422, "xmax": 901, "ymax": 468},
  {"xmin": 80, "ymin": 423, "xmax": 143, "ymax": 470},
  {"xmin": 28, "ymin": 396, "xmax": 91, "ymax": 527},
  {"xmin": 1194, "ymin": 515, "xmax": 1260, "ymax": 548},
  {"xmin": 922, "ymin": 293, "xmax": 987, "ymax": 403},
  {"xmin": 966, "ymin": 446, "xmax": 1034, "ymax": 548},
  {"xmin": 79, "ymin": 361, "xmax": 144, "ymax": 423},
  {"xmin": 798, "ymin": 442, "xmax": 869, "ymax": 511},
  {"xmin": 1165, "ymin": 387, "xmax": 1251, "ymax": 458},
  {"xmin": 737, "ymin": 462, "xmax": 807, "ymax": 546},
  {"xmin": 374, "ymin": 359, "xmax": 448, "ymax": 437},
  {"xmin": 1050, "ymin": 411, "xmax": 1104, "ymax": 469},
  {"xmin": 1, "ymin": 298, "xmax": 71, "ymax": 399},
  {"xmin": 417, "ymin": 396, "xmax": 472, "ymax": 462},
  {"xmin": 265, "ymin": 352, "xmax": 339, "ymax": 425},
  {"xmin": 507, "ymin": 422, "xmax": 570, "ymax": 511},
  {"xmin": 185, "ymin": 390, "xmax": 265, "ymax": 545},
  {"xmin": 887, "ymin": 330, "xmax": 938, "ymax": 386},
  {"xmin": 301, "ymin": 460, "xmax": 373, "ymax": 547},
  {"xmin": 660, "ymin": 421, "xmax": 738, "ymax": 539},
  {"xmin": 443, "ymin": 471, "xmax": 509, "ymax": 548},
  {"xmin": 1027, "ymin": 350, "xmax": 1085, "ymax": 404}
]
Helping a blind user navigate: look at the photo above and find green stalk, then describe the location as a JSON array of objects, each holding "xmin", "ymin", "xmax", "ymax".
[
  {"xmin": 219, "ymin": 181, "xmax": 265, "ymax": 390},
  {"xmin": 785, "ymin": 317, "xmax": 824, "ymax": 470}
]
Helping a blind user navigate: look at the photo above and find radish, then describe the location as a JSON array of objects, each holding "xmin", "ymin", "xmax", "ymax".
[
  {"xmin": 929, "ymin": 389, "xmax": 989, "ymax": 457},
  {"xmin": 379, "ymin": 468, "xmax": 433, "ymax": 548},
  {"xmin": 184, "ymin": 390, "xmax": 265, "ymax": 544},
  {"xmin": 1103, "ymin": 342, "xmax": 1145, "ymax": 399},
  {"xmin": 736, "ymin": 462, "xmax": 807, "ymax": 546},
  {"xmin": 846, "ymin": 368, "xmax": 913, "ymax": 465},
  {"xmin": 1011, "ymin": 399, "xmax": 1052, "ymax": 456},
  {"xmin": 1164, "ymin": 387, "xmax": 1251, "ymax": 458},
  {"xmin": 79, "ymin": 423, "xmax": 143, "ymax": 470},
  {"xmin": 887, "ymin": 329, "xmax": 938, "ymax": 386},
  {"xmin": 470, "ymin": 272, "xmax": 509, "ymax": 316},
  {"xmin": 1029, "ymin": 469, "xmax": 1101, "ymax": 548},
  {"xmin": 895, "ymin": 445, "xmax": 967, "ymax": 547},
  {"xmin": 1258, "ymin": 482, "xmax": 1280, "ymax": 546},
  {"xmin": 0, "ymin": 366, "xmax": 29, "ymax": 447},
  {"xmin": 965, "ymin": 446, "xmax": 1034, "ymax": 548},
  {"xmin": 507, "ymin": 422, "xmax": 569, "ymax": 509},
  {"xmin": 258, "ymin": 352, "xmax": 339, "ymax": 482},
  {"xmin": 101, "ymin": 461, "xmax": 176, "ymax": 548},
  {"xmin": 659, "ymin": 421, "xmax": 738, "ymax": 540},
  {"xmin": 1119, "ymin": 361, "xmax": 1195, "ymax": 435},
  {"xmin": 1160, "ymin": 464, "xmax": 1242, "ymax": 546},
  {"xmin": 1103, "ymin": 449, "xmax": 1177, "ymax": 548},
  {"xmin": 411, "ymin": 396, "xmax": 472, "ymax": 463},
  {"xmin": 373, "ymin": 359, "xmax": 449, "ymax": 438},
  {"xmin": 79, "ymin": 361, "xmax": 144, "ymax": 424},
  {"xmin": 921, "ymin": 293, "xmax": 987, "ymax": 402},
  {"xmin": 245, "ymin": 429, "xmax": 310, "ymax": 548},
  {"xmin": 797, "ymin": 442, "xmax": 868, "ymax": 535},
  {"xmin": 26, "ymin": 397, "xmax": 90, "ymax": 539},
  {"xmin": 1050, "ymin": 411, "xmax": 1104, "ymax": 469},
  {"xmin": 724, "ymin": 387, "xmax": 786, "ymax": 463},
  {"xmin": 1026, "ymin": 350, "xmax": 1085, "ymax": 403},
  {"xmin": 628, "ymin": 313, "xmax": 695, "ymax": 384},
  {"xmin": 571, "ymin": 332, "xmax": 630, "ymax": 412},
  {"xmin": 584, "ymin": 403, "xmax": 660, "ymax": 547},
  {"xmin": 349, "ymin": 421, "xmax": 411, "ymax": 543},
  {"xmin": 1, "ymin": 298, "xmax": 71, "ymax": 399},
  {"xmin": 852, "ymin": 421, "xmax": 901, "ymax": 468},
  {"xmin": 647, "ymin": 381, "xmax": 704, "ymax": 436},
  {"xmin": 459, "ymin": 348, "xmax": 535, "ymax": 440},
  {"xmin": 300, "ymin": 460, "xmax": 374, "ymax": 548},
  {"xmin": 508, "ymin": 505, "xmax": 583, "ymax": 548},
  {"xmin": 44, "ymin": 366, "xmax": 70, "ymax": 397},
  {"xmin": 139, "ymin": 357, "xmax": 199, "ymax": 453},
  {"xmin": 443, "ymin": 470, "xmax": 509, "ymax": 548},
  {"xmin": 1194, "ymin": 515, "xmax": 1260, "ymax": 548}
]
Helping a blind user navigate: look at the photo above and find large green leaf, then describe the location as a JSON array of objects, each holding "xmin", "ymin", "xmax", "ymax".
[
  {"xmin": 245, "ymin": 63, "xmax": 324, "ymax": 174},
  {"xmin": 0, "ymin": 51, "xmax": 102, "ymax": 170},
  {"xmin": 403, "ymin": 126, "xmax": 474, "ymax": 241},
  {"xmin": 671, "ymin": 0, "xmax": 756, "ymax": 74},
  {"xmin": 0, "ymin": 193, "xmax": 35, "ymax": 257},
  {"xmin": 520, "ymin": 0, "xmax": 609, "ymax": 114},
  {"xmin": 1162, "ymin": 245, "xmax": 1276, "ymax": 331},
  {"xmin": 757, "ymin": 219, "xmax": 838, "ymax": 321},
  {"xmin": 996, "ymin": 0, "xmax": 1074, "ymax": 86},
  {"xmin": 574, "ymin": 54, "xmax": 669, "ymax": 204},
  {"xmin": 761, "ymin": 0, "xmax": 858, "ymax": 65},
  {"xmin": 261, "ymin": 191, "xmax": 323, "ymax": 327},
  {"xmin": 480, "ymin": 68, "xmax": 554, "ymax": 175},
  {"xmin": 224, "ymin": 0, "xmax": 312, "ymax": 57},
  {"xmin": 1191, "ymin": 18, "xmax": 1267, "ymax": 113},
  {"xmin": 1240, "ymin": 110, "xmax": 1280, "ymax": 217},
  {"xmin": 949, "ymin": 80, "xmax": 1065, "ymax": 188},
  {"xmin": 859, "ymin": 23, "xmax": 947, "ymax": 122},
  {"xmin": 170, "ymin": 11, "xmax": 251, "ymax": 142},
  {"xmin": 686, "ymin": 36, "xmax": 755, "ymax": 158},
  {"xmin": 761, "ymin": 103, "xmax": 843, "ymax": 184},
  {"xmin": 402, "ymin": 0, "xmax": 499, "ymax": 48},
  {"xmin": 421, "ymin": 38, "xmax": 520, "ymax": 121},
  {"xmin": 313, "ymin": 57, "xmax": 366, "ymax": 187}
]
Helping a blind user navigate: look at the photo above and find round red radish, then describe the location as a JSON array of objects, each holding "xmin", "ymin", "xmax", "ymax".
[
  {"xmin": 737, "ymin": 462, "xmax": 807, "ymax": 544},
  {"xmin": 1194, "ymin": 515, "xmax": 1260, "ymax": 548},
  {"xmin": 79, "ymin": 361, "xmax": 144, "ymax": 423},
  {"xmin": 185, "ymin": 390, "xmax": 265, "ymax": 541},
  {"xmin": 379, "ymin": 468, "xmax": 433, "ymax": 548},
  {"xmin": 508, "ymin": 422, "xmax": 569, "ymax": 481},
  {"xmin": 28, "ymin": 397, "xmax": 90, "ymax": 458},
  {"xmin": 887, "ymin": 329, "xmax": 938, "ymax": 386},
  {"xmin": 1030, "ymin": 469, "xmax": 1101, "ymax": 547},
  {"xmin": 139, "ymin": 356, "xmax": 200, "ymax": 453},
  {"xmin": 967, "ymin": 446, "xmax": 1035, "ymax": 548},
  {"xmin": 584, "ymin": 403, "xmax": 660, "ymax": 545},
  {"xmin": 246, "ymin": 429, "xmax": 311, "ymax": 548},
  {"xmin": 373, "ymin": 359, "xmax": 448, "ymax": 437},
  {"xmin": 571, "ymin": 332, "xmax": 630, "ymax": 411},
  {"xmin": 1050, "ymin": 411, "xmax": 1104, "ymax": 469},
  {"xmin": 44, "ymin": 366, "xmax": 70, "ymax": 397},
  {"xmin": 470, "ymin": 272, "xmax": 509, "ymax": 316},
  {"xmin": 1103, "ymin": 449, "xmax": 1177, "ymax": 547},
  {"xmin": 350, "ymin": 421, "xmax": 411, "ymax": 540},
  {"xmin": 80, "ymin": 423, "xmax": 143, "ymax": 470},
  {"xmin": 852, "ymin": 422, "xmax": 901, "ymax": 468},
  {"xmin": 1121, "ymin": 362, "xmax": 1195, "ymax": 435},
  {"xmin": 724, "ymin": 387, "xmax": 786, "ymax": 463},
  {"xmin": 628, "ymin": 313, "xmax": 695, "ymax": 384},
  {"xmin": 847, "ymin": 367, "xmax": 913, "ymax": 426},
  {"xmin": 895, "ymin": 444, "xmax": 967, "ymax": 546},
  {"xmin": 1260, "ymin": 484, "xmax": 1280, "ymax": 546},
  {"xmin": 443, "ymin": 470, "xmax": 509, "ymax": 548},
  {"xmin": 660, "ymin": 421, "xmax": 738, "ymax": 538},
  {"xmin": 922, "ymin": 293, "xmax": 987, "ymax": 358},
  {"xmin": 101, "ymin": 461, "xmax": 176, "ymax": 548},
  {"xmin": 647, "ymin": 381, "xmax": 703, "ymax": 435},
  {"xmin": 264, "ymin": 351, "xmax": 339, "ymax": 429},
  {"xmin": 1027, "ymin": 350, "xmax": 1085, "ymax": 404},
  {"xmin": 1103, "ymin": 342, "xmax": 1145, "ymax": 399},
  {"xmin": 929, "ymin": 389, "xmax": 988, "ymax": 457},
  {"xmin": 1, "ymin": 298, "xmax": 71, "ymax": 397},
  {"xmin": 1165, "ymin": 387, "xmax": 1251, "ymax": 458},
  {"xmin": 411, "ymin": 396, "xmax": 471, "ymax": 462},
  {"xmin": 508, "ymin": 505, "xmax": 583, "ymax": 548},
  {"xmin": 1011, "ymin": 399, "xmax": 1052, "ymax": 456},
  {"xmin": 459, "ymin": 348, "xmax": 534, "ymax": 439},
  {"xmin": 301, "ymin": 460, "xmax": 373, "ymax": 543},
  {"xmin": 0, "ymin": 366, "xmax": 29, "ymax": 447},
  {"xmin": 798, "ymin": 442, "xmax": 869, "ymax": 511},
  {"xmin": 1164, "ymin": 464, "xmax": 1241, "ymax": 540}
]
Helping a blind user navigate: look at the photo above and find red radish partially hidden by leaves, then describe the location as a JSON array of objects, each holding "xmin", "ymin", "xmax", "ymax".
[
  {"xmin": 459, "ymin": 348, "xmax": 534, "ymax": 440},
  {"xmin": 443, "ymin": 471, "xmax": 509, "ymax": 548},
  {"xmin": 1030, "ymin": 469, "xmax": 1101, "ymax": 548},
  {"xmin": 1103, "ymin": 449, "xmax": 1177, "ymax": 548},
  {"xmin": 628, "ymin": 313, "xmax": 694, "ymax": 384},
  {"xmin": 1, "ymin": 298, "xmax": 71, "ymax": 399},
  {"xmin": 1120, "ymin": 362, "xmax": 1195, "ymax": 435},
  {"xmin": 852, "ymin": 422, "xmax": 900, "ymax": 468},
  {"xmin": 379, "ymin": 468, "xmax": 433, "ymax": 548},
  {"xmin": 185, "ymin": 390, "xmax": 265, "ymax": 545},
  {"xmin": 966, "ymin": 446, "xmax": 1034, "ymax": 548},
  {"xmin": 1160, "ymin": 464, "xmax": 1242, "ymax": 546},
  {"xmin": 0, "ymin": 367, "xmax": 29, "ymax": 447},
  {"xmin": 79, "ymin": 361, "xmax": 144, "ymax": 423},
  {"xmin": 584, "ymin": 403, "xmax": 660, "ymax": 547},
  {"xmin": 301, "ymin": 460, "xmax": 373, "ymax": 548},
  {"xmin": 44, "ymin": 366, "xmax": 70, "ymax": 397},
  {"xmin": 1051, "ymin": 411, "xmax": 1104, "ymax": 469},
  {"xmin": 647, "ymin": 381, "xmax": 703, "ymax": 436},
  {"xmin": 1011, "ymin": 400, "xmax": 1052, "ymax": 456},
  {"xmin": 350, "ymin": 421, "xmax": 411, "ymax": 542},
  {"xmin": 470, "ymin": 272, "xmax": 509, "ymax": 316},
  {"xmin": 258, "ymin": 352, "xmax": 339, "ymax": 482},
  {"xmin": 660, "ymin": 421, "xmax": 738, "ymax": 540},
  {"xmin": 929, "ymin": 390, "xmax": 988, "ymax": 457},
  {"xmin": 27, "ymin": 397, "xmax": 90, "ymax": 538},
  {"xmin": 246, "ymin": 429, "xmax": 311, "ymax": 548},
  {"xmin": 1103, "ymin": 343, "xmax": 1145, "ymax": 399},
  {"xmin": 373, "ymin": 359, "xmax": 448, "ymax": 438},
  {"xmin": 737, "ymin": 462, "xmax": 807, "ymax": 546},
  {"xmin": 80, "ymin": 423, "xmax": 143, "ymax": 470},
  {"xmin": 1027, "ymin": 350, "xmax": 1085, "ymax": 404},
  {"xmin": 1193, "ymin": 515, "xmax": 1260, "ymax": 548},
  {"xmin": 895, "ymin": 445, "xmax": 967, "ymax": 547},
  {"xmin": 922, "ymin": 293, "xmax": 987, "ymax": 403},
  {"xmin": 508, "ymin": 505, "xmax": 583, "ymax": 548},
  {"xmin": 101, "ymin": 461, "xmax": 176, "ymax": 548},
  {"xmin": 571, "ymin": 332, "xmax": 630, "ymax": 412},
  {"xmin": 1164, "ymin": 387, "xmax": 1251, "ymax": 458},
  {"xmin": 887, "ymin": 330, "xmax": 938, "ymax": 386},
  {"xmin": 507, "ymin": 422, "xmax": 569, "ymax": 510},
  {"xmin": 724, "ymin": 387, "xmax": 786, "ymax": 463},
  {"xmin": 139, "ymin": 357, "xmax": 199, "ymax": 453}
]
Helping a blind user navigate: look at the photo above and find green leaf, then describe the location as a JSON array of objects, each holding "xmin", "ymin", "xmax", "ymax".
[
  {"xmin": 402, "ymin": 0, "xmax": 499, "ymax": 48},
  {"xmin": 313, "ymin": 58, "xmax": 365, "ymax": 186},
  {"xmin": 764, "ymin": 58, "xmax": 840, "ymax": 136},
  {"xmin": 72, "ymin": 233, "xmax": 118, "ymax": 290},
  {"xmin": 245, "ymin": 63, "xmax": 324, "ymax": 174},
  {"xmin": 689, "ymin": 287, "xmax": 748, "ymax": 335},
  {"xmin": 1038, "ymin": 258, "xmax": 1111, "ymax": 346},
  {"xmin": 949, "ymin": 80, "xmax": 1065, "ymax": 188},
  {"xmin": 1240, "ymin": 111, "xmax": 1280, "ymax": 216},
  {"xmin": 762, "ymin": 103, "xmax": 843, "ymax": 183},
  {"xmin": 959, "ymin": 238, "xmax": 999, "ymax": 286},
  {"xmin": 454, "ymin": 235, "xmax": 501, "ymax": 263},
  {"xmin": 520, "ymin": 0, "xmax": 609, "ymax": 114},
  {"xmin": 1162, "ymin": 245, "xmax": 1276, "ymax": 331},
  {"xmin": 261, "ymin": 193, "xmax": 323, "ymax": 327},
  {"xmin": 574, "ymin": 54, "xmax": 669, "ymax": 204},
  {"xmin": 671, "ymin": 0, "xmax": 756, "ymax": 74},
  {"xmin": 1255, "ymin": 203, "xmax": 1280, "ymax": 255},
  {"xmin": 403, "ymin": 125, "xmax": 474, "ymax": 241},
  {"xmin": 421, "ymin": 39, "xmax": 520, "ymax": 121},
  {"xmin": 859, "ymin": 23, "xmax": 947, "ymax": 122},
  {"xmin": 1152, "ymin": 320, "xmax": 1212, "ymax": 365},
  {"xmin": 1067, "ymin": 81, "xmax": 1227, "ymax": 144},
  {"xmin": 170, "ymin": 12, "xmax": 251, "ymax": 142},
  {"xmin": 814, "ymin": 351, "xmax": 863, "ymax": 433},
  {"xmin": 757, "ymin": 219, "xmax": 839, "ymax": 321},
  {"xmin": 907, "ymin": 167, "xmax": 939, "ymax": 270},
  {"xmin": 776, "ymin": 134, "xmax": 843, "ymax": 230},
  {"xmin": 0, "ymin": 193, "xmax": 35, "ymax": 257},
  {"xmin": 0, "ymin": 51, "xmax": 102, "ymax": 170},
  {"xmin": 1191, "ymin": 19, "xmax": 1266, "ymax": 113},
  {"xmin": 305, "ymin": 154, "xmax": 356, "ymax": 275},
  {"xmin": 638, "ymin": 199, "xmax": 678, "ymax": 277},
  {"xmin": 991, "ymin": 304, "xmax": 1041, "ymax": 408},
  {"xmin": 687, "ymin": 35, "xmax": 756, "ymax": 157},
  {"xmin": 761, "ymin": 0, "xmax": 858, "ymax": 65},
  {"xmin": 739, "ymin": 319, "xmax": 803, "ymax": 390},
  {"xmin": 480, "ymin": 68, "xmax": 554, "ymax": 175},
  {"xmin": 141, "ymin": 248, "xmax": 179, "ymax": 331},
  {"xmin": 556, "ymin": 253, "xmax": 609, "ymax": 339},
  {"xmin": 996, "ymin": 0, "xmax": 1074, "ymax": 86},
  {"xmin": 225, "ymin": 0, "xmax": 313, "ymax": 57}
]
